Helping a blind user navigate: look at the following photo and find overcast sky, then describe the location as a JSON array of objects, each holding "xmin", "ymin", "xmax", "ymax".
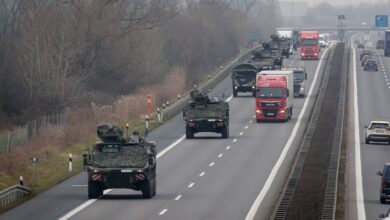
[{"xmin": 285, "ymin": 0, "xmax": 383, "ymax": 6}]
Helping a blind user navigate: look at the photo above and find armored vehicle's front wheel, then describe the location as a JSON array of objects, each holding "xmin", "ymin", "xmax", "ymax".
[
  {"xmin": 88, "ymin": 181, "xmax": 103, "ymax": 199},
  {"xmin": 222, "ymin": 127, "xmax": 229, "ymax": 138},
  {"xmin": 142, "ymin": 178, "xmax": 155, "ymax": 199},
  {"xmin": 186, "ymin": 128, "xmax": 194, "ymax": 139},
  {"xmin": 233, "ymin": 91, "xmax": 237, "ymax": 97}
]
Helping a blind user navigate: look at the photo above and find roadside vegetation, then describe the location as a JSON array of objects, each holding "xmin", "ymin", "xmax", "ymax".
[{"xmin": 0, "ymin": 0, "xmax": 280, "ymax": 206}]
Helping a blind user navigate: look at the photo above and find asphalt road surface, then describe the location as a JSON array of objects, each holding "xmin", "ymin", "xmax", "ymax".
[
  {"xmin": 0, "ymin": 49, "xmax": 329, "ymax": 220},
  {"xmin": 348, "ymin": 33, "xmax": 390, "ymax": 220}
]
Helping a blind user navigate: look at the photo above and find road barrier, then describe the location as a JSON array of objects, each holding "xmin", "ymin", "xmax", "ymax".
[{"xmin": 0, "ymin": 184, "xmax": 31, "ymax": 208}]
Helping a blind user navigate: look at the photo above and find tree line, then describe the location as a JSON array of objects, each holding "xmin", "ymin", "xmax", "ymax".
[{"xmin": 0, "ymin": 0, "xmax": 280, "ymax": 127}]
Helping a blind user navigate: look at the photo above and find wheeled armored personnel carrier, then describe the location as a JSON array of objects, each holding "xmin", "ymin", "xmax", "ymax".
[
  {"xmin": 231, "ymin": 63, "xmax": 258, "ymax": 97},
  {"xmin": 247, "ymin": 49, "xmax": 275, "ymax": 71},
  {"xmin": 183, "ymin": 89, "xmax": 229, "ymax": 139},
  {"xmin": 83, "ymin": 124, "xmax": 157, "ymax": 199}
]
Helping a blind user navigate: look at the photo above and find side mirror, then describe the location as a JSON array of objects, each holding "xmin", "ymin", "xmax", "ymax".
[
  {"xmin": 364, "ymin": 125, "xmax": 368, "ymax": 128},
  {"xmin": 377, "ymin": 170, "xmax": 383, "ymax": 176},
  {"xmin": 379, "ymin": 213, "xmax": 385, "ymax": 218}
]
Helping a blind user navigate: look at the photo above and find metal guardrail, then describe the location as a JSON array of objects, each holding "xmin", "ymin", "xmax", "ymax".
[
  {"xmin": 161, "ymin": 48, "xmax": 254, "ymax": 120},
  {"xmin": 0, "ymin": 184, "xmax": 31, "ymax": 208}
]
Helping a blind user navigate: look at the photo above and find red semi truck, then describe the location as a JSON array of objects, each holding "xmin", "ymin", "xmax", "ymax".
[
  {"xmin": 255, "ymin": 70, "xmax": 293, "ymax": 122},
  {"xmin": 300, "ymin": 31, "xmax": 320, "ymax": 60}
]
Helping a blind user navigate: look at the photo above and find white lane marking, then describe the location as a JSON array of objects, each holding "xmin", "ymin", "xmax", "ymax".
[
  {"xmin": 188, "ymin": 182, "xmax": 195, "ymax": 188},
  {"xmin": 253, "ymin": 115, "xmax": 256, "ymax": 118},
  {"xmin": 72, "ymin": 185, "xmax": 87, "ymax": 187},
  {"xmin": 174, "ymin": 195, "xmax": 182, "ymax": 201},
  {"xmin": 233, "ymin": 139, "xmax": 237, "ymax": 142},
  {"xmin": 239, "ymin": 132, "xmax": 244, "ymax": 136},
  {"xmin": 385, "ymin": 74, "xmax": 388, "ymax": 78},
  {"xmin": 209, "ymin": 162, "xmax": 215, "ymax": 167},
  {"xmin": 249, "ymin": 120, "xmax": 253, "ymax": 124},
  {"xmin": 352, "ymin": 47, "xmax": 367, "ymax": 220},
  {"xmin": 199, "ymin": 172, "xmax": 205, "ymax": 177},
  {"xmin": 245, "ymin": 47, "xmax": 330, "ymax": 220},
  {"xmin": 157, "ymin": 135, "xmax": 186, "ymax": 159},
  {"xmin": 245, "ymin": 126, "xmax": 249, "ymax": 129},
  {"xmin": 159, "ymin": 209, "xmax": 168, "ymax": 215},
  {"xmin": 218, "ymin": 154, "xmax": 223, "ymax": 158},
  {"xmin": 226, "ymin": 146, "xmax": 231, "ymax": 150},
  {"xmin": 60, "ymin": 135, "xmax": 186, "ymax": 220},
  {"xmin": 225, "ymin": 95, "xmax": 233, "ymax": 102}
]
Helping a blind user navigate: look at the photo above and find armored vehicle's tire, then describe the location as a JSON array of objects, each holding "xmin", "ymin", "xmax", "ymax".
[
  {"xmin": 222, "ymin": 127, "xmax": 229, "ymax": 138},
  {"xmin": 142, "ymin": 178, "xmax": 154, "ymax": 199},
  {"xmin": 186, "ymin": 128, "xmax": 194, "ymax": 139},
  {"xmin": 381, "ymin": 197, "xmax": 386, "ymax": 204},
  {"xmin": 233, "ymin": 91, "xmax": 237, "ymax": 97},
  {"xmin": 88, "ymin": 181, "xmax": 103, "ymax": 199}
]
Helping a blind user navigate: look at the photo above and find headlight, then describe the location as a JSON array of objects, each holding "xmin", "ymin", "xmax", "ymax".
[
  {"xmin": 234, "ymin": 86, "xmax": 238, "ymax": 89},
  {"xmin": 256, "ymin": 109, "xmax": 262, "ymax": 114},
  {"xmin": 301, "ymin": 53, "xmax": 305, "ymax": 56}
]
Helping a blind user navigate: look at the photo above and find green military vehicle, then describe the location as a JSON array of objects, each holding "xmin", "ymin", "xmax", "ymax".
[
  {"xmin": 83, "ymin": 124, "xmax": 157, "ymax": 199},
  {"xmin": 232, "ymin": 63, "xmax": 258, "ymax": 97},
  {"xmin": 247, "ymin": 49, "xmax": 275, "ymax": 72},
  {"xmin": 183, "ymin": 90, "xmax": 229, "ymax": 139}
]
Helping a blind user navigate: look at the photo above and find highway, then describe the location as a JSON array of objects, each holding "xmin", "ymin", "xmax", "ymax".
[
  {"xmin": 348, "ymin": 33, "xmax": 390, "ymax": 220},
  {"xmin": 0, "ymin": 49, "xmax": 329, "ymax": 220}
]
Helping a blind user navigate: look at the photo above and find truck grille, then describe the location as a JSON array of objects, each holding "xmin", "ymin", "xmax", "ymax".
[
  {"xmin": 261, "ymin": 102, "xmax": 280, "ymax": 108},
  {"xmin": 304, "ymin": 48, "xmax": 314, "ymax": 54},
  {"xmin": 263, "ymin": 109, "xmax": 279, "ymax": 117}
]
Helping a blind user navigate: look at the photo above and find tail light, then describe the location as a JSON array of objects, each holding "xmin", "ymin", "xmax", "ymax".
[{"xmin": 382, "ymin": 179, "xmax": 387, "ymax": 188}]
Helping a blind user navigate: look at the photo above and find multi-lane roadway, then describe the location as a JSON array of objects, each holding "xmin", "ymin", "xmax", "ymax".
[
  {"xmin": 0, "ymin": 48, "xmax": 329, "ymax": 220},
  {"xmin": 348, "ymin": 33, "xmax": 390, "ymax": 220}
]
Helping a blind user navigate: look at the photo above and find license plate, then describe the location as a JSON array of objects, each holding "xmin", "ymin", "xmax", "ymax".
[
  {"xmin": 266, "ymin": 113, "xmax": 275, "ymax": 116},
  {"xmin": 121, "ymin": 169, "xmax": 133, "ymax": 173},
  {"xmin": 208, "ymin": 119, "xmax": 216, "ymax": 122}
]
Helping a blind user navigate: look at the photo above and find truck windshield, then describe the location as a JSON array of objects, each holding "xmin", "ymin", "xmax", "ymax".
[
  {"xmin": 257, "ymin": 87, "xmax": 284, "ymax": 98},
  {"xmin": 301, "ymin": 39, "xmax": 318, "ymax": 46}
]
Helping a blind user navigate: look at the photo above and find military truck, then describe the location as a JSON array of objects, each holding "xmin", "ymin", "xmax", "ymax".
[
  {"xmin": 232, "ymin": 63, "xmax": 257, "ymax": 97},
  {"xmin": 183, "ymin": 89, "xmax": 229, "ymax": 139},
  {"xmin": 271, "ymin": 34, "xmax": 290, "ymax": 58},
  {"xmin": 83, "ymin": 124, "xmax": 157, "ymax": 199},
  {"xmin": 247, "ymin": 49, "xmax": 275, "ymax": 71}
]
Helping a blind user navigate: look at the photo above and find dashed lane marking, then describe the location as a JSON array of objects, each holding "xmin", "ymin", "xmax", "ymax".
[
  {"xmin": 159, "ymin": 209, "xmax": 168, "ymax": 215},
  {"xmin": 245, "ymin": 126, "xmax": 249, "ymax": 129},
  {"xmin": 226, "ymin": 146, "xmax": 231, "ymax": 150},
  {"xmin": 218, "ymin": 154, "xmax": 223, "ymax": 158},
  {"xmin": 233, "ymin": 139, "xmax": 237, "ymax": 142},
  {"xmin": 188, "ymin": 183, "xmax": 195, "ymax": 188},
  {"xmin": 209, "ymin": 162, "xmax": 215, "ymax": 167},
  {"xmin": 240, "ymin": 132, "xmax": 244, "ymax": 136},
  {"xmin": 174, "ymin": 195, "xmax": 182, "ymax": 201},
  {"xmin": 199, "ymin": 172, "xmax": 205, "ymax": 177}
]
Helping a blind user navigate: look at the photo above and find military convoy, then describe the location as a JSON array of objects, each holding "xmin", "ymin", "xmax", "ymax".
[
  {"xmin": 83, "ymin": 124, "xmax": 157, "ymax": 199},
  {"xmin": 183, "ymin": 89, "xmax": 229, "ymax": 139}
]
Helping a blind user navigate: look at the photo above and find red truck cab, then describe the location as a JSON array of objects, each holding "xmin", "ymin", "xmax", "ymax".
[
  {"xmin": 255, "ymin": 71, "xmax": 293, "ymax": 122},
  {"xmin": 300, "ymin": 31, "xmax": 320, "ymax": 60}
]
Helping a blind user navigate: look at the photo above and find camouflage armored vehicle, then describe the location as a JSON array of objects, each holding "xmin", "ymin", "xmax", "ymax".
[
  {"xmin": 83, "ymin": 124, "xmax": 157, "ymax": 199},
  {"xmin": 260, "ymin": 42, "xmax": 283, "ymax": 68},
  {"xmin": 232, "ymin": 63, "xmax": 258, "ymax": 97},
  {"xmin": 183, "ymin": 89, "xmax": 229, "ymax": 139},
  {"xmin": 247, "ymin": 49, "xmax": 275, "ymax": 71},
  {"xmin": 271, "ymin": 34, "xmax": 290, "ymax": 58}
]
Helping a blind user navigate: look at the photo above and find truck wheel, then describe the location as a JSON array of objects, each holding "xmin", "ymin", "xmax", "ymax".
[
  {"xmin": 222, "ymin": 127, "xmax": 229, "ymax": 138},
  {"xmin": 186, "ymin": 128, "xmax": 194, "ymax": 139},
  {"xmin": 365, "ymin": 138, "xmax": 369, "ymax": 144},
  {"xmin": 88, "ymin": 181, "xmax": 103, "ymax": 199},
  {"xmin": 381, "ymin": 197, "xmax": 386, "ymax": 204},
  {"xmin": 142, "ymin": 179, "xmax": 154, "ymax": 199},
  {"xmin": 153, "ymin": 177, "xmax": 157, "ymax": 196},
  {"xmin": 233, "ymin": 91, "xmax": 238, "ymax": 97}
]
